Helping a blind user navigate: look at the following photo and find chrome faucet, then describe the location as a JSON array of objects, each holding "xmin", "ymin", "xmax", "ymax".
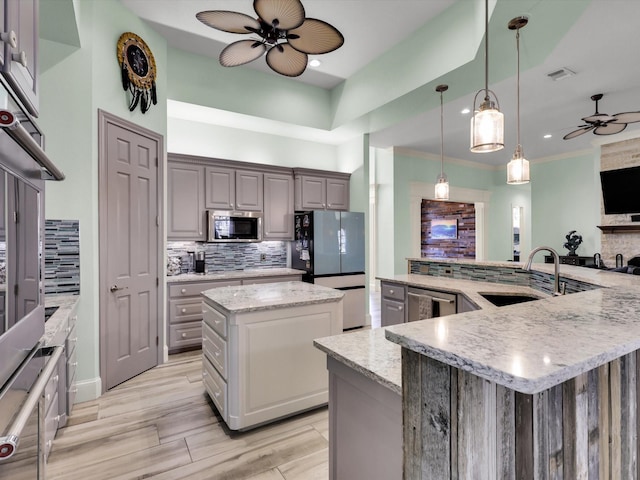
[{"xmin": 524, "ymin": 246, "xmax": 565, "ymax": 296}]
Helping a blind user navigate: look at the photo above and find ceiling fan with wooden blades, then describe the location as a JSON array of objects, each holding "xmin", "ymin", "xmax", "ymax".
[
  {"xmin": 196, "ymin": 0, "xmax": 344, "ymax": 77},
  {"xmin": 563, "ymin": 93, "xmax": 640, "ymax": 140}
]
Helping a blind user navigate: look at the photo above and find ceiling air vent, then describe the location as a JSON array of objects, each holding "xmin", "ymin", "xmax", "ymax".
[{"xmin": 547, "ymin": 67, "xmax": 576, "ymax": 81}]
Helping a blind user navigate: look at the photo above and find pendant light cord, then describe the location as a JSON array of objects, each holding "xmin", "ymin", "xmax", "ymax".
[
  {"xmin": 440, "ymin": 90, "xmax": 444, "ymax": 176},
  {"xmin": 484, "ymin": 0, "xmax": 489, "ymax": 102},
  {"xmin": 516, "ymin": 28, "xmax": 521, "ymax": 148}
]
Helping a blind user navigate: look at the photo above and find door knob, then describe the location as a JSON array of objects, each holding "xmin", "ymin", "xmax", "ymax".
[{"xmin": 110, "ymin": 285, "xmax": 126, "ymax": 292}]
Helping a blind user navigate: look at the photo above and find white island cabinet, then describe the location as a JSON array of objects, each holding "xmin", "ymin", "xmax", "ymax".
[{"xmin": 201, "ymin": 281, "xmax": 343, "ymax": 431}]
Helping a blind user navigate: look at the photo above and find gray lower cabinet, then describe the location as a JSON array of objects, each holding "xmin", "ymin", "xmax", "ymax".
[
  {"xmin": 167, "ymin": 161, "xmax": 206, "ymax": 240},
  {"xmin": 167, "ymin": 275, "xmax": 302, "ymax": 352},
  {"xmin": 328, "ymin": 357, "xmax": 401, "ymax": 480},
  {"xmin": 263, "ymin": 172, "xmax": 294, "ymax": 240},
  {"xmin": 380, "ymin": 281, "xmax": 407, "ymax": 327}
]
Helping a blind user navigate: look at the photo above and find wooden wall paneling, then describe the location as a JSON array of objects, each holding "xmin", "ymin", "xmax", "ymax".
[
  {"xmin": 457, "ymin": 370, "xmax": 495, "ymax": 479},
  {"xmin": 598, "ymin": 364, "xmax": 610, "ymax": 479},
  {"xmin": 515, "ymin": 392, "xmax": 534, "ymax": 479},
  {"xmin": 610, "ymin": 358, "xmax": 622, "ymax": 479},
  {"xmin": 496, "ymin": 385, "xmax": 515, "ymax": 480},
  {"xmin": 562, "ymin": 372, "xmax": 589, "ymax": 479},
  {"xmin": 548, "ymin": 384, "xmax": 564, "ymax": 479},
  {"xmin": 421, "ymin": 200, "xmax": 476, "ymax": 259},
  {"xmin": 587, "ymin": 368, "xmax": 600, "ymax": 478},
  {"xmin": 620, "ymin": 352, "xmax": 637, "ymax": 480},
  {"xmin": 637, "ymin": 351, "xmax": 640, "ymax": 480},
  {"xmin": 450, "ymin": 369, "xmax": 458, "ymax": 480},
  {"xmin": 401, "ymin": 349, "xmax": 452, "ymax": 479},
  {"xmin": 533, "ymin": 390, "xmax": 550, "ymax": 480}
]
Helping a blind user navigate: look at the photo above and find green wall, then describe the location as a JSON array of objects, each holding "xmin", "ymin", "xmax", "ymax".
[{"xmin": 39, "ymin": 0, "xmax": 168, "ymax": 400}]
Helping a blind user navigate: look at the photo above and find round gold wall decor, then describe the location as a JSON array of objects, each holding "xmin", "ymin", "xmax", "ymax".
[{"xmin": 117, "ymin": 32, "xmax": 157, "ymax": 113}]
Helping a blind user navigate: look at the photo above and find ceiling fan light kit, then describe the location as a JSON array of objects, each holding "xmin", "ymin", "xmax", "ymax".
[
  {"xmin": 196, "ymin": 0, "xmax": 344, "ymax": 77},
  {"xmin": 470, "ymin": 0, "xmax": 504, "ymax": 153},
  {"xmin": 563, "ymin": 93, "xmax": 640, "ymax": 140},
  {"xmin": 506, "ymin": 16, "xmax": 530, "ymax": 185},
  {"xmin": 435, "ymin": 84, "xmax": 450, "ymax": 201}
]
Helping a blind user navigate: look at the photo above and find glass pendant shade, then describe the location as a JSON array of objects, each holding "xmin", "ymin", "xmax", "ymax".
[
  {"xmin": 470, "ymin": 103, "xmax": 504, "ymax": 152},
  {"xmin": 435, "ymin": 173, "xmax": 449, "ymax": 200},
  {"xmin": 507, "ymin": 145, "xmax": 530, "ymax": 184}
]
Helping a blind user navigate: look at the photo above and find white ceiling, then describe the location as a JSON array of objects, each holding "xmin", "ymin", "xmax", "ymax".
[{"xmin": 122, "ymin": 0, "xmax": 640, "ymax": 167}]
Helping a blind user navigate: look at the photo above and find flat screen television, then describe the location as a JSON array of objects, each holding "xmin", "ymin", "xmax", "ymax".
[{"xmin": 600, "ymin": 165, "xmax": 640, "ymax": 214}]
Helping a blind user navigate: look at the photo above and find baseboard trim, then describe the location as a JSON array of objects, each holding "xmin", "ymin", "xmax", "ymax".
[{"xmin": 74, "ymin": 376, "xmax": 102, "ymax": 403}]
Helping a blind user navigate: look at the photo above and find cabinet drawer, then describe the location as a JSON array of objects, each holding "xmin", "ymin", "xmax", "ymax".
[
  {"xmin": 65, "ymin": 324, "xmax": 77, "ymax": 356},
  {"xmin": 168, "ymin": 322, "xmax": 202, "ymax": 350},
  {"xmin": 203, "ymin": 303, "xmax": 228, "ymax": 338},
  {"xmin": 44, "ymin": 393, "xmax": 60, "ymax": 462},
  {"xmin": 67, "ymin": 370, "xmax": 78, "ymax": 414},
  {"xmin": 44, "ymin": 369, "xmax": 60, "ymax": 415},
  {"xmin": 382, "ymin": 282, "xmax": 406, "ymax": 301},
  {"xmin": 66, "ymin": 346, "xmax": 77, "ymax": 382},
  {"xmin": 381, "ymin": 298, "xmax": 406, "ymax": 327},
  {"xmin": 203, "ymin": 355, "xmax": 227, "ymax": 419},
  {"xmin": 169, "ymin": 298, "xmax": 203, "ymax": 323},
  {"xmin": 203, "ymin": 322, "xmax": 227, "ymax": 379},
  {"xmin": 169, "ymin": 280, "xmax": 241, "ymax": 298}
]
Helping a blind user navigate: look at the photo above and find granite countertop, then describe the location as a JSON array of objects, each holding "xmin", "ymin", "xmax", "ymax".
[
  {"xmin": 383, "ymin": 259, "xmax": 640, "ymax": 394},
  {"xmin": 42, "ymin": 294, "xmax": 80, "ymax": 347},
  {"xmin": 201, "ymin": 281, "xmax": 344, "ymax": 314},
  {"xmin": 167, "ymin": 268, "xmax": 305, "ymax": 283},
  {"xmin": 314, "ymin": 328, "xmax": 402, "ymax": 395}
]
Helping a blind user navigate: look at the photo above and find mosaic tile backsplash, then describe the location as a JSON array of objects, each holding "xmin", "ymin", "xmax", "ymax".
[
  {"xmin": 408, "ymin": 259, "xmax": 600, "ymax": 295},
  {"xmin": 45, "ymin": 220, "xmax": 80, "ymax": 295},
  {"xmin": 167, "ymin": 241, "xmax": 288, "ymax": 274}
]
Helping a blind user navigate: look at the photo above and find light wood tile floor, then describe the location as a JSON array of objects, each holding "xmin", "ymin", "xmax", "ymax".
[{"xmin": 46, "ymin": 351, "xmax": 330, "ymax": 480}]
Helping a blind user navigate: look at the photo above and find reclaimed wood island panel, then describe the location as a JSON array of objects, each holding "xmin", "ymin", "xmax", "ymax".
[{"xmin": 385, "ymin": 286, "xmax": 640, "ymax": 479}]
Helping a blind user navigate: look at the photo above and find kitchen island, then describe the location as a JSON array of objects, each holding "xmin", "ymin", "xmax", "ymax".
[
  {"xmin": 201, "ymin": 281, "xmax": 343, "ymax": 431},
  {"xmin": 316, "ymin": 259, "xmax": 640, "ymax": 479}
]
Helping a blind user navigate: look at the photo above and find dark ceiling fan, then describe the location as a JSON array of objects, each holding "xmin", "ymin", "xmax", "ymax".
[
  {"xmin": 196, "ymin": 0, "xmax": 344, "ymax": 77},
  {"xmin": 563, "ymin": 93, "xmax": 640, "ymax": 140}
]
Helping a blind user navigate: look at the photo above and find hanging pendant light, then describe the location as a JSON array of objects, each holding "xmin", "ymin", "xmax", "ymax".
[
  {"xmin": 435, "ymin": 84, "xmax": 449, "ymax": 201},
  {"xmin": 470, "ymin": 0, "xmax": 504, "ymax": 153},
  {"xmin": 506, "ymin": 16, "xmax": 530, "ymax": 185}
]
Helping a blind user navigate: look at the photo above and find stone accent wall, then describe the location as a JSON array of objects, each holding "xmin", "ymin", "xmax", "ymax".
[
  {"xmin": 421, "ymin": 200, "xmax": 475, "ymax": 258},
  {"xmin": 600, "ymin": 138, "xmax": 640, "ymax": 266}
]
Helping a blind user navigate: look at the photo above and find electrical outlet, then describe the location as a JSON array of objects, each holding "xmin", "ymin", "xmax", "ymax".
[
  {"xmin": 420, "ymin": 265, "xmax": 429, "ymax": 274},
  {"xmin": 260, "ymin": 253, "xmax": 267, "ymax": 261},
  {"xmin": 444, "ymin": 268, "xmax": 453, "ymax": 276}
]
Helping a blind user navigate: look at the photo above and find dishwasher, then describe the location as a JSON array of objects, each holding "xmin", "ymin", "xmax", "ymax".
[{"xmin": 407, "ymin": 287, "xmax": 456, "ymax": 322}]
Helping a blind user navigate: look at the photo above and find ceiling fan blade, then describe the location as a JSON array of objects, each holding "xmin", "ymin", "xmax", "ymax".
[
  {"xmin": 288, "ymin": 18, "xmax": 344, "ymax": 54},
  {"xmin": 254, "ymin": 0, "xmax": 305, "ymax": 30},
  {"xmin": 563, "ymin": 125, "xmax": 595, "ymax": 140},
  {"xmin": 581, "ymin": 113, "xmax": 615, "ymax": 123},
  {"xmin": 196, "ymin": 11, "xmax": 260, "ymax": 34},
  {"xmin": 611, "ymin": 111, "xmax": 640, "ymax": 124},
  {"xmin": 219, "ymin": 40, "xmax": 266, "ymax": 67},
  {"xmin": 593, "ymin": 122, "xmax": 627, "ymax": 135},
  {"xmin": 266, "ymin": 43, "xmax": 307, "ymax": 76}
]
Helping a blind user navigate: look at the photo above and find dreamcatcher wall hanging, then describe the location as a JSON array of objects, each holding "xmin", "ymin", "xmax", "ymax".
[{"xmin": 116, "ymin": 32, "xmax": 157, "ymax": 114}]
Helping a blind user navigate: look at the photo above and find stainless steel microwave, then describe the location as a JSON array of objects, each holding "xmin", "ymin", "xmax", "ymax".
[{"xmin": 207, "ymin": 210, "xmax": 262, "ymax": 242}]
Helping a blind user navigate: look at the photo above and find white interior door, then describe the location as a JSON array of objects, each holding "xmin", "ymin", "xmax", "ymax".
[{"xmin": 100, "ymin": 112, "xmax": 161, "ymax": 390}]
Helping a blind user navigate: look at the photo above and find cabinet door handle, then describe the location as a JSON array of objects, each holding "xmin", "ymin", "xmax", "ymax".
[
  {"xmin": 389, "ymin": 289, "xmax": 394, "ymax": 294},
  {"xmin": 12, "ymin": 51, "xmax": 27, "ymax": 68},
  {"xmin": 181, "ymin": 288, "xmax": 187, "ymax": 294},
  {"xmin": 0, "ymin": 31, "xmax": 17, "ymax": 48},
  {"xmin": 181, "ymin": 333, "xmax": 187, "ymax": 338},
  {"xmin": 397, "ymin": 306, "xmax": 403, "ymax": 311},
  {"xmin": 181, "ymin": 308, "xmax": 187, "ymax": 313}
]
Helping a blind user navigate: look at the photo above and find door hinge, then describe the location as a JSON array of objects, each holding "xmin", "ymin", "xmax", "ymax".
[
  {"xmin": 156, "ymin": 216, "xmax": 159, "ymax": 227},
  {"xmin": 156, "ymin": 277, "xmax": 159, "ymax": 287},
  {"xmin": 14, "ymin": 284, "xmax": 18, "ymax": 295},
  {"xmin": 13, "ymin": 211, "xmax": 18, "ymax": 224},
  {"xmin": 155, "ymin": 157, "xmax": 158, "ymax": 167},
  {"xmin": 156, "ymin": 336, "xmax": 159, "ymax": 346}
]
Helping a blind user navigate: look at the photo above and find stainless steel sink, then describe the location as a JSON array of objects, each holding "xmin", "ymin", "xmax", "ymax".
[{"xmin": 479, "ymin": 293, "xmax": 541, "ymax": 307}]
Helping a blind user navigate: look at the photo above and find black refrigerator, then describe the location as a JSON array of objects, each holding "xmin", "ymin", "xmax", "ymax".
[{"xmin": 291, "ymin": 211, "xmax": 366, "ymax": 329}]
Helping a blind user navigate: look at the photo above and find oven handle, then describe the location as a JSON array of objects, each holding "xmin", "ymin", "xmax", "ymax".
[
  {"xmin": 407, "ymin": 292, "xmax": 454, "ymax": 304},
  {"xmin": 0, "ymin": 345, "xmax": 64, "ymax": 461}
]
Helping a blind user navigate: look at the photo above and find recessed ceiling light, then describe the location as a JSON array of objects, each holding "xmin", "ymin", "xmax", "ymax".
[
  {"xmin": 461, "ymin": 108, "xmax": 471, "ymax": 115},
  {"xmin": 543, "ymin": 134, "xmax": 552, "ymax": 139},
  {"xmin": 309, "ymin": 59, "xmax": 321, "ymax": 68}
]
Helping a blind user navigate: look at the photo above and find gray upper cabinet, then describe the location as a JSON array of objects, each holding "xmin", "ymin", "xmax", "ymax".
[
  {"xmin": 3, "ymin": 0, "xmax": 38, "ymax": 117},
  {"xmin": 263, "ymin": 172, "xmax": 294, "ymax": 240},
  {"xmin": 167, "ymin": 161, "xmax": 205, "ymax": 240},
  {"xmin": 206, "ymin": 166, "xmax": 263, "ymax": 211},
  {"xmin": 293, "ymin": 168, "xmax": 350, "ymax": 211}
]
